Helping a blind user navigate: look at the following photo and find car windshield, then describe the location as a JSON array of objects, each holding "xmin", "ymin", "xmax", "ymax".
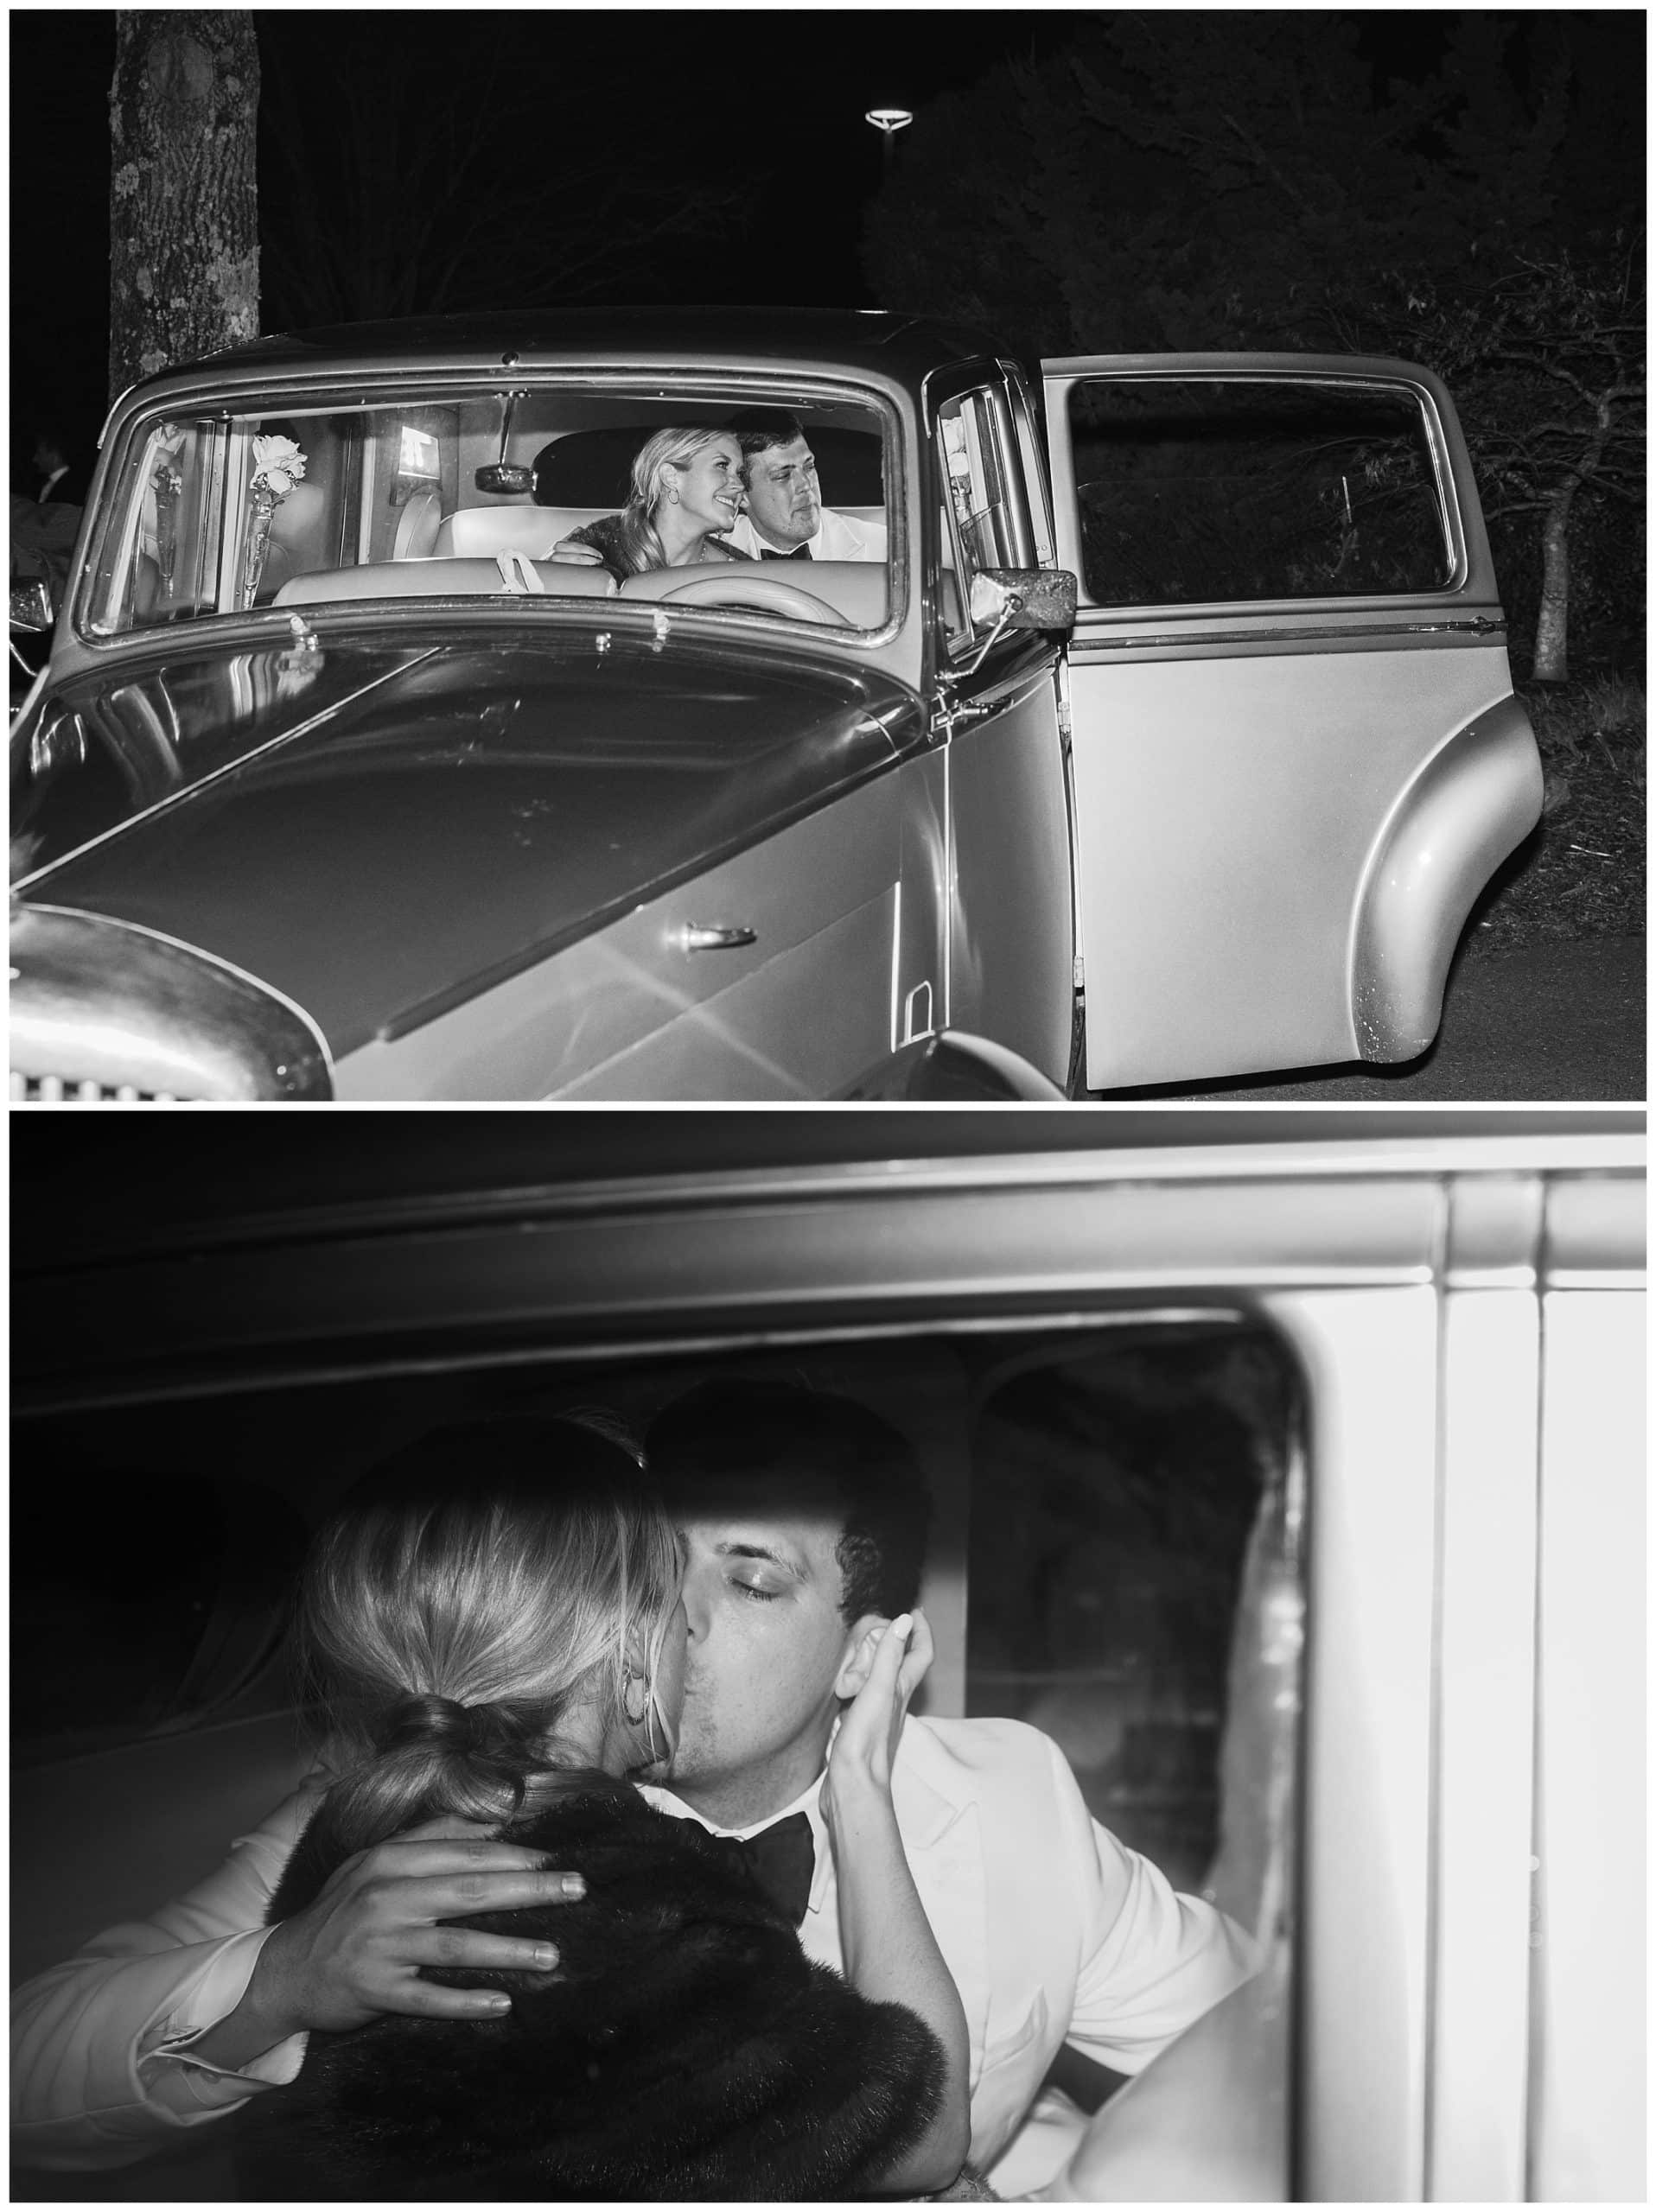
[{"xmin": 86, "ymin": 385, "xmax": 893, "ymax": 635}]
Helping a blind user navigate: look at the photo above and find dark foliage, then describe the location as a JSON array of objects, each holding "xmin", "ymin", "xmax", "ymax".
[{"xmin": 862, "ymin": 14, "xmax": 1645, "ymax": 680}]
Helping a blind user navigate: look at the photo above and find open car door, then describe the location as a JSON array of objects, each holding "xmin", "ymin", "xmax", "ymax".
[{"xmin": 1041, "ymin": 353, "xmax": 1543, "ymax": 1090}]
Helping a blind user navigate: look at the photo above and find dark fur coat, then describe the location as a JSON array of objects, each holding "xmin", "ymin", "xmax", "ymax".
[{"xmin": 235, "ymin": 1778, "xmax": 946, "ymax": 2201}]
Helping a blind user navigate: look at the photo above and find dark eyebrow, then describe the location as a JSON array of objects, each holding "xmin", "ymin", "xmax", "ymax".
[{"xmin": 716, "ymin": 1541, "xmax": 806, "ymax": 1580}]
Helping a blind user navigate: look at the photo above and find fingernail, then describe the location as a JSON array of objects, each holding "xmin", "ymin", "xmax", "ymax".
[
  {"xmin": 561, "ymin": 1873, "xmax": 586, "ymax": 1898},
  {"xmin": 532, "ymin": 1944, "xmax": 558, "ymax": 1967},
  {"xmin": 890, "ymin": 1612, "xmax": 913, "ymax": 1639},
  {"xmin": 484, "ymin": 1994, "xmax": 511, "ymax": 2012}
]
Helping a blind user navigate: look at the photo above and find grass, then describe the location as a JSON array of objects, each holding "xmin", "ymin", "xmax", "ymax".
[{"xmin": 1463, "ymin": 671, "xmax": 1646, "ymax": 954}]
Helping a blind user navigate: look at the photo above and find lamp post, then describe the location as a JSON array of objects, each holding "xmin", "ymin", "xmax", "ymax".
[{"xmin": 865, "ymin": 105, "xmax": 913, "ymax": 185}]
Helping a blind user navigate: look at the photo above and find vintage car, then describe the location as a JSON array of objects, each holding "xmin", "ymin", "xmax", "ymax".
[
  {"xmin": 9, "ymin": 311, "xmax": 1544, "ymax": 1101},
  {"xmin": 10, "ymin": 1109, "xmax": 1643, "ymax": 2201}
]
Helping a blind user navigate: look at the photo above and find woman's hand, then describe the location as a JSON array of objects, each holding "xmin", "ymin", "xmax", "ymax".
[
  {"xmin": 828, "ymin": 1609, "xmax": 933, "ymax": 1801},
  {"xmin": 822, "ymin": 1608, "xmax": 971, "ymax": 2193},
  {"xmin": 189, "ymin": 1816, "xmax": 586, "ymax": 2069}
]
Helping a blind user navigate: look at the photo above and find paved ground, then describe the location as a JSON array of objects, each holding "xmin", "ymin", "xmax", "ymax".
[{"xmin": 1097, "ymin": 937, "xmax": 1646, "ymax": 1103}]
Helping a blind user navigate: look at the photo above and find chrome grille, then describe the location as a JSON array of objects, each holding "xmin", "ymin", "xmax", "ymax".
[{"xmin": 10, "ymin": 1072, "xmax": 186, "ymax": 1103}]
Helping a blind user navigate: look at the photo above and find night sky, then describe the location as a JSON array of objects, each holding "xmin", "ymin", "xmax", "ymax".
[
  {"xmin": 7, "ymin": 10, "xmax": 1635, "ymax": 471},
  {"xmin": 10, "ymin": 9, "xmax": 1064, "ymax": 442},
  {"xmin": 9, "ymin": 9, "xmax": 1462, "ymax": 451}
]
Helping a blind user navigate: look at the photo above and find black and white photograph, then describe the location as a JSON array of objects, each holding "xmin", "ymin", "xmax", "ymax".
[
  {"xmin": 5, "ymin": 8, "xmax": 1647, "ymax": 2206},
  {"xmin": 7, "ymin": 9, "xmax": 1644, "ymax": 1101},
  {"xmin": 9, "ymin": 1108, "xmax": 1647, "ymax": 2201}
]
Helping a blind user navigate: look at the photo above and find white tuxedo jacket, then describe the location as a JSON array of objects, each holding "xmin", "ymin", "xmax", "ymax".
[
  {"xmin": 820, "ymin": 1719, "xmax": 1257, "ymax": 2192},
  {"xmin": 11, "ymin": 1719, "xmax": 1254, "ymax": 2190},
  {"xmin": 725, "ymin": 505, "xmax": 888, "ymax": 563}
]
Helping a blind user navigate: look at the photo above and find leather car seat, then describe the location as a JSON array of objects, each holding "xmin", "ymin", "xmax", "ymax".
[
  {"xmin": 434, "ymin": 506, "xmax": 608, "ymax": 560},
  {"xmin": 391, "ymin": 486, "xmax": 443, "ymax": 562}
]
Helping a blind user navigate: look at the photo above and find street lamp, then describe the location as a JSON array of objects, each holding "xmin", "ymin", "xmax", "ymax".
[{"xmin": 865, "ymin": 105, "xmax": 913, "ymax": 183}]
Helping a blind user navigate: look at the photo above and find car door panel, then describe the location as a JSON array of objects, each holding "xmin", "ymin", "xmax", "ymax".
[
  {"xmin": 946, "ymin": 664, "xmax": 1073, "ymax": 1084},
  {"xmin": 1042, "ymin": 354, "xmax": 1543, "ymax": 1090},
  {"xmin": 1065, "ymin": 640, "xmax": 1514, "ymax": 1084},
  {"xmin": 550, "ymin": 887, "xmax": 900, "ymax": 1099}
]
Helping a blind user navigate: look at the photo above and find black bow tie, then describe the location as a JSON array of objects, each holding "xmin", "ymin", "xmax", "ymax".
[
  {"xmin": 701, "ymin": 1810, "xmax": 815, "ymax": 1925},
  {"xmin": 759, "ymin": 542, "xmax": 812, "ymax": 560}
]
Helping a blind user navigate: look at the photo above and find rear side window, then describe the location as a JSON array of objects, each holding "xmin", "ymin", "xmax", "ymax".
[{"xmin": 1066, "ymin": 378, "xmax": 1451, "ymax": 607}]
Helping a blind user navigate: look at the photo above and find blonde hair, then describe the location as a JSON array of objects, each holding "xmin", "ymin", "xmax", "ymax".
[
  {"xmin": 609, "ymin": 426, "xmax": 739, "ymax": 575},
  {"xmin": 295, "ymin": 1418, "xmax": 681, "ymax": 1862}
]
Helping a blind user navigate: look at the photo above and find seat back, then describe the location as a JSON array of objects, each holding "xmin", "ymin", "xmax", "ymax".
[
  {"xmin": 435, "ymin": 505, "xmax": 610, "ymax": 560},
  {"xmin": 275, "ymin": 557, "xmax": 617, "ymax": 605},
  {"xmin": 391, "ymin": 486, "xmax": 443, "ymax": 562}
]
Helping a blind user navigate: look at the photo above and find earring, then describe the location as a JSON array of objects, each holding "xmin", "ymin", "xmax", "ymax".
[{"xmin": 621, "ymin": 1669, "xmax": 649, "ymax": 1726}]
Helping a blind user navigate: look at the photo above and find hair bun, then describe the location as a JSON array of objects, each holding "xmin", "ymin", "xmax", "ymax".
[
  {"xmin": 379, "ymin": 1693, "xmax": 473, "ymax": 1755},
  {"xmin": 378, "ymin": 1692, "xmax": 543, "ymax": 1770}
]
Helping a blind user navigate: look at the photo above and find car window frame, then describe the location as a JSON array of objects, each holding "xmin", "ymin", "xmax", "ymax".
[
  {"xmin": 75, "ymin": 369, "xmax": 914, "ymax": 658},
  {"xmin": 1058, "ymin": 370, "xmax": 1457, "ymax": 613},
  {"xmin": 926, "ymin": 365, "xmax": 1037, "ymax": 660},
  {"xmin": 1041, "ymin": 361, "xmax": 1480, "ymax": 626}
]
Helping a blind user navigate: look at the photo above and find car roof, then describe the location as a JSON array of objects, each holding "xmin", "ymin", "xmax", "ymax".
[
  {"xmin": 147, "ymin": 307, "xmax": 1006, "ymax": 390},
  {"xmin": 17, "ymin": 1110, "xmax": 1640, "ymax": 1258}
]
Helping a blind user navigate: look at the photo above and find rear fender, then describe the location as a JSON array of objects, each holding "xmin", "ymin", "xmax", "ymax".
[{"xmin": 1350, "ymin": 696, "xmax": 1544, "ymax": 1063}]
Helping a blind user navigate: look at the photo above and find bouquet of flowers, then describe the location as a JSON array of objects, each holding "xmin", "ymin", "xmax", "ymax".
[
  {"xmin": 243, "ymin": 433, "xmax": 308, "ymax": 604},
  {"xmin": 252, "ymin": 435, "xmax": 307, "ymax": 499}
]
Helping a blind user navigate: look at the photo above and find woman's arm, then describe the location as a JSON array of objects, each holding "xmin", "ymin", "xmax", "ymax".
[{"xmin": 824, "ymin": 1611, "xmax": 971, "ymax": 2196}]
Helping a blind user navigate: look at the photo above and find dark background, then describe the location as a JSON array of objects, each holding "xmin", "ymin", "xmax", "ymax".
[{"xmin": 11, "ymin": 8, "xmax": 1478, "ymax": 461}]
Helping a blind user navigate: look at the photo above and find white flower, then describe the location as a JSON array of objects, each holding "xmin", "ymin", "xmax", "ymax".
[{"xmin": 252, "ymin": 434, "xmax": 307, "ymax": 498}]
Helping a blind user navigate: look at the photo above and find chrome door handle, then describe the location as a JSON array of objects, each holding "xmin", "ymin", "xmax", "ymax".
[{"xmin": 675, "ymin": 921, "xmax": 758, "ymax": 953}]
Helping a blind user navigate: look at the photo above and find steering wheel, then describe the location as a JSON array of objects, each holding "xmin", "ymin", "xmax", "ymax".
[{"xmin": 650, "ymin": 570, "xmax": 853, "ymax": 627}]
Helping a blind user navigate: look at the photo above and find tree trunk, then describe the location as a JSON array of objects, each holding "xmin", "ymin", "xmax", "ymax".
[
  {"xmin": 1531, "ymin": 479, "xmax": 1576, "ymax": 684},
  {"xmin": 108, "ymin": 13, "xmax": 259, "ymax": 404}
]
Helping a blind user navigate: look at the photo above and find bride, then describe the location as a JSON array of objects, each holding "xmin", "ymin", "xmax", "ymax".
[{"xmin": 559, "ymin": 427, "xmax": 755, "ymax": 583}]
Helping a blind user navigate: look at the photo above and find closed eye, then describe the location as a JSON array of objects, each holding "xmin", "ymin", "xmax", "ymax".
[{"xmin": 731, "ymin": 1578, "xmax": 782, "ymax": 1602}]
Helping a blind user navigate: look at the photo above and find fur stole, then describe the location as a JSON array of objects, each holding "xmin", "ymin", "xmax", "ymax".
[{"xmin": 236, "ymin": 1779, "xmax": 946, "ymax": 2200}]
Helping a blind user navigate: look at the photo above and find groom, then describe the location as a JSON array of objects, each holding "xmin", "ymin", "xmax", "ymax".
[{"xmin": 12, "ymin": 1384, "xmax": 1256, "ymax": 2196}]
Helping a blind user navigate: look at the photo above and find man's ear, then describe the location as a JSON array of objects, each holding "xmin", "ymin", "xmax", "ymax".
[{"xmin": 834, "ymin": 1613, "xmax": 889, "ymax": 1700}]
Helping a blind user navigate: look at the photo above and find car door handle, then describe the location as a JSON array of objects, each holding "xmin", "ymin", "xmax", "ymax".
[{"xmin": 675, "ymin": 921, "xmax": 758, "ymax": 953}]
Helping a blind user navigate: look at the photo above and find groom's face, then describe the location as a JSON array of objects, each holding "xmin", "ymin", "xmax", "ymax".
[
  {"xmin": 741, "ymin": 435, "xmax": 822, "ymax": 550},
  {"xmin": 669, "ymin": 1482, "xmax": 870, "ymax": 1805}
]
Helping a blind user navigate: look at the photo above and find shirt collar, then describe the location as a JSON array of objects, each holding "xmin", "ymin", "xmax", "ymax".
[
  {"xmin": 641, "ymin": 1768, "xmax": 833, "ymax": 1918},
  {"xmin": 749, "ymin": 524, "xmax": 821, "ymax": 559}
]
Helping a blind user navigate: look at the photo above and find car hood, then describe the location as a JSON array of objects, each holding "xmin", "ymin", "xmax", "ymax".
[{"xmin": 20, "ymin": 629, "xmax": 922, "ymax": 1055}]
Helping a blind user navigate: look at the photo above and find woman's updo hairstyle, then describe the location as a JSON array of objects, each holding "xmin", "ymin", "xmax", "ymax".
[{"xmin": 293, "ymin": 1415, "xmax": 681, "ymax": 1866}]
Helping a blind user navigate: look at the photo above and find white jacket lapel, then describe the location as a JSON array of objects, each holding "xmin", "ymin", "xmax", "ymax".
[{"xmin": 893, "ymin": 1746, "xmax": 994, "ymax": 2081}]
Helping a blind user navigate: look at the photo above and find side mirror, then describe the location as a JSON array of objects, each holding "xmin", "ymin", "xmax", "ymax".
[
  {"xmin": 10, "ymin": 580, "xmax": 54, "ymax": 633},
  {"xmin": 968, "ymin": 568, "xmax": 1077, "ymax": 632},
  {"xmin": 951, "ymin": 568, "xmax": 1078, "ymax": 678}
]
